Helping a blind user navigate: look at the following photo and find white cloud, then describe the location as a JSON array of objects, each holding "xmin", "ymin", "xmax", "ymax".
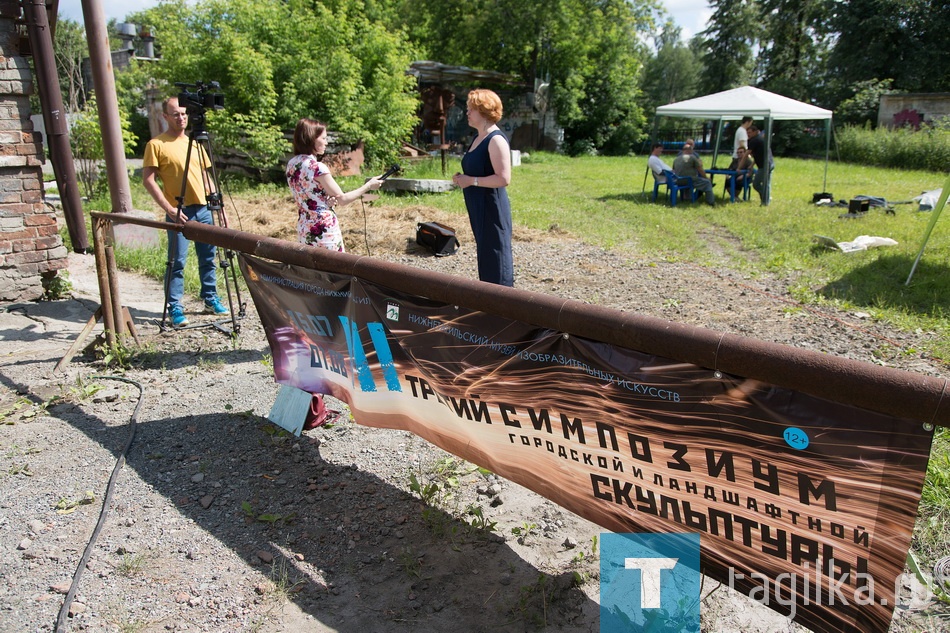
[{"xmin": 658, "ymin": 0, "xmax": 712, "ymax": 41}]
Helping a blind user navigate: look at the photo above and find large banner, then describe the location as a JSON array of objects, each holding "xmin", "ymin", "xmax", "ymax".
[{"xmin": 240, "ymin": 254, "xmax": 933, "ymax": 633}]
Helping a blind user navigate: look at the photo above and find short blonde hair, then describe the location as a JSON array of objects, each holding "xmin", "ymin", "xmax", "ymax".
[{"xmin": 467, "ymin": 89, "xmax": 503, "ymax": 124}]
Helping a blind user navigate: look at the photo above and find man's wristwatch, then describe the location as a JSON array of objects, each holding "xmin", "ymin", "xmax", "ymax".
[{"xmin": 474, "ymin": 177, "xmax": 479, "ymax": 187}]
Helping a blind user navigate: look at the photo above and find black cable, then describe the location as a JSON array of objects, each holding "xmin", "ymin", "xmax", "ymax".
[
  {"xmin": 55, "ymin": 375, "xmax": 145, "ymax": 633},
  {"xmin": 222, "ymin": 180, "xmax": 243, "ymax": 232},
  {"xmin": 207, "ymin": 134, "xmax": 244, "ymax": 233}
]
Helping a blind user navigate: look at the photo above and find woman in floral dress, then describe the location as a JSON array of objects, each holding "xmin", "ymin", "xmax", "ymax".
[
  {"xmin": 285, "ymin": 118, "xmax": 384, "ymax": 428},
  {"xmin": 286, "ymin": 118, "xmax": 383, "ymax": 251}
]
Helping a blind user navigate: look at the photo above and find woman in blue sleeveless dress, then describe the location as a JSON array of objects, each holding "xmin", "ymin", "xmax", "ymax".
[{"xmin": 453, "ymin": 89, "xmax": 514, "ymax": 286}]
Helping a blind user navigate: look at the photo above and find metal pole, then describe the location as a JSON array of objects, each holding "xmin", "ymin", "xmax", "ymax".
[
  {"xmin": 103, "ymin": 236, "xmax": 126, "ymax": 338},
  {"xmin": 711, "ymin": 117, "xmax": 724, "ymax": 168},
  {"xmin": 91, "ymin": 217, "xmax": 116, "ymax": 347},
  {"xmin": 643, "ymin": 116, "xmax": 658, "ymax": 193},
  {"xmin": 823, "ymin": 118, "xmax": 830, "ymax": 193},
  {"xmin": 22, "ymin": 0, "xmax": 89, "ymax": 252},
  {"xmin": 92, "ymin": 211, "xmax": 950, "ymax": 427},
  {"xmin": 80, "ymin": 0, "xmax": 133, "ymax": 214},
  {"xmin": 763, "ymin": 117, "xmax": 773, "ymax": 206},
  {"xmin": 906, "ymin": 173, "xmax": 950, "ymax": 285}
]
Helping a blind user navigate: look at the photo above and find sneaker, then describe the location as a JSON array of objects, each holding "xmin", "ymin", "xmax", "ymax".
[
  {"xmin": 169, "ymin": 304, "xmax": 189, "ymax": 327},
  {"xmin": 204, "ymin": 296, "xmax": 229, "ymax": 315}
]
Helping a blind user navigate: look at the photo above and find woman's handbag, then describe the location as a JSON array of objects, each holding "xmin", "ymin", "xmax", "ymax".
[{"xmin": 416, "ymin": 221, "xmax": 459, "ymax": 257}]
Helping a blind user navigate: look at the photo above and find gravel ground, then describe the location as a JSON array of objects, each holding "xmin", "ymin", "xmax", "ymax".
[{"xmin": 1, "ymin": 202, "xmax": 948, "ymax": 633}]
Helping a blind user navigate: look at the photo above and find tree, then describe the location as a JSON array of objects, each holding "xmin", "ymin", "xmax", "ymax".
[
  {"xmin": 386, "ymin": 0, "xmax": 660, "ymax": 154},
  {"xmin": 126, "ymin": 0, "xmax": 420, "ymax": 168},
  {"xmin": 835, "ymin": 78, "xmax": 894, "ymax": 127},
  {"xmin": 553, "ymin": 0, "xmax": 655, "ymax": 154},
  {"xmin": 699, "ymin": 0, "xmax": 758, "ymax": 94},
  {"xmin": 640, "ymin": 21, "xmax": 702, "ymax": 113},
  {"xmin": 113, "ymin": 58, "xmax": 157, "ymax": 155},
  {"xmin": 756, "ymin": 0, "xmax": 831, "ymax": 102},
  {"xmin": 70, "ymin": 95, "xmax": 138, "ymax": 199},
  {"xmin": 53, "ymin": 18, "xmax": 87, "ymax": 113},
  {"xmin": 824, "ymin": 0, "xmax": 947, "ymax": 101}
]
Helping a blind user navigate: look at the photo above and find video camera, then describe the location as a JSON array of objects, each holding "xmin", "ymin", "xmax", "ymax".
[{"xmin": 175, "ymin": 81, "xmax": 225, "ymax": 114}]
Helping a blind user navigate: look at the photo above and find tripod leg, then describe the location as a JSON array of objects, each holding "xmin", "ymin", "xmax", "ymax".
[
  {"xmin": 231, "ymin": 255, "xmax": 246, "ymax": 319},
  {"xmin": 161, "ymin": 251, "xmax": 173, "ymax": 330},
  {"xmin": 224, "ymin": 248, "xmax": 245, "ymax": 319},
  {"xmin": 215, "ymin": 247, "xmax": 240, "ymax": 336}
]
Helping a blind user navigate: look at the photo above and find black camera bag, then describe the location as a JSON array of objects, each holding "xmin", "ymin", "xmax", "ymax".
[{"xmin": 415, "ymin": 222, "xmax": 459, "ymax": 257}]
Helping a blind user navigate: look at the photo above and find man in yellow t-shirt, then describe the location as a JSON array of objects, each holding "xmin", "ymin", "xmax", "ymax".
[{"xmin": 143, "ymin": 96, "xmax": 227, "ymax": 327}]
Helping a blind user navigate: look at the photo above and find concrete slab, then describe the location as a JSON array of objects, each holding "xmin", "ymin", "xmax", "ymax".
[
  {"xmin": 111, "ymin": 209, "xmax": 163, "ymax": 250},
  {"xmin": 380, "ymin": 178, "xmax": 455, "ymax": 193}
]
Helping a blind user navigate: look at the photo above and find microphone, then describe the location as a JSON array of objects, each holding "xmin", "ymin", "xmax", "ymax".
[{"xmin": 379, "ymin": 164, "xmax": 401, "ymax": 180}]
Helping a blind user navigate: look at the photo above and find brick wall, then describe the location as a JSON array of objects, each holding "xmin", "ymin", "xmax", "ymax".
[
  {"xmin": 878, "ymin": 93, "xmax": 950, "ymax": 129},
  {"xmin": 0, "ymin": 9, "xmax": 68, "ymax": 301}
]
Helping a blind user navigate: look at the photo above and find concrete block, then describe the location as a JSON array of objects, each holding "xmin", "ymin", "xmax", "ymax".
[{"xmin": 380, "ymin": 178, "xmax": 455, "ymax": 193}]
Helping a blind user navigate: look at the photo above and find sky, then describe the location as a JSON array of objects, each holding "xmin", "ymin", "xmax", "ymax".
[
  {"xmin": 57, "ymin": 0, "xmax": 712, "ymax": 42},
  {"xmin": 57, "ymin": 0, "xmax": 163, "ymax": 26},
  {"xmin": 658, "ymin": 0, "xmax": 712, "ymax": 41}
]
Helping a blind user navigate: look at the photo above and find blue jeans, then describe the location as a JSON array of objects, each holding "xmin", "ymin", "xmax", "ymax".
[{"xmin": 166, "ymin": 204, "xmax": 217, "ymax": 308}]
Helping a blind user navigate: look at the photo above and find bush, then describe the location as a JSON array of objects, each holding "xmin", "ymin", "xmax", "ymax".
[
  {"xmin": 835, "ymin": 123, "xmax": 950, "ymax": 172},
  {"xmin": 70, "ymin": 96, "xmax": 138, "ymax": 199}
]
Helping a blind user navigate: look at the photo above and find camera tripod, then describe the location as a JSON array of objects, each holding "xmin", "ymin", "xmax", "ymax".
[{"xmin": 160, "ymin": 104, "xmax": 246, "ymax": 336}]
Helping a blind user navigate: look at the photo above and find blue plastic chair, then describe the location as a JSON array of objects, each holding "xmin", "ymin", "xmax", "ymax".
[
  {"xmin": 723, "ymin": 168, "xmax": 756, "ymax": 202},
  {"xmin": 652, "ymin": 170, "xmax": 696, "ymax": 207}
]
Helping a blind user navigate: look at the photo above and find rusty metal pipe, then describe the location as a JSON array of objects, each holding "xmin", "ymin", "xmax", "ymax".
[
  {"xmin": 92, "ymin": 212, "xmax": 950, "ymax": 426},
  {"xmin": 91, "ymin": 217, "xmax": 116, "ymax": 347},
  {"xmin": 22, "ymin": 0, "xmax": 89, "ymax": 252},
  {"xmin": 103, "ymin": 241, "xmax": 125, "ymax": 338},
  {"xmin": 80, "ymin": 0, "xmax": 133, "ymax": 214}
]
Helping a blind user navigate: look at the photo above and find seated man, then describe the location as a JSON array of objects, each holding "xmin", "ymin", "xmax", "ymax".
[
  {"xmin": 671, "ymin": 140, "xmax": 715, "ymax": 205},
  {"xmin": 648, "ymin": 142, "xmax": 672, "ymax": 182},
  {"xmin": 648, "ymin": 142, "xmax": 694, "ymax": 204},
  {"xmin": 725, "ymin": 146, "xmax": 754, "ymax": 195}
]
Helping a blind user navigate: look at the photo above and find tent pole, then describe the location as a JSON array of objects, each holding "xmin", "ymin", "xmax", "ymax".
[
  {"xmin": 644, "ymin": 116, "xmax": 659, "ymax": 193},
  {"xmin": 712, "ymin": 117, "xmax": 724, "ymax": 168},
  {"xmin": 906, "ymin": 173, "xmax": 950, "ymax": 285},
  {"xmin": 823, "ymin": 119, "xmax": 830, "ymax": 192},
  {"xmin": 763, "ymin": 117, "xmax": 773, "ymax": 206}
]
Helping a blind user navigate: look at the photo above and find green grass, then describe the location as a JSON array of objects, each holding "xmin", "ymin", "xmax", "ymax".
[
  {"xmin": 385, "ymin": 153, "xmax": 950, "ymax": 361},
  {"xmin": 72, "ymin": 154, "xmax": 950, "ymax": 360}
]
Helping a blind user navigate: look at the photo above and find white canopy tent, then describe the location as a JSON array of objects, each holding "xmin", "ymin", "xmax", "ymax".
[{"xmin": 654, "ymin": 86, "xmax": 833, "ymax": 205}]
